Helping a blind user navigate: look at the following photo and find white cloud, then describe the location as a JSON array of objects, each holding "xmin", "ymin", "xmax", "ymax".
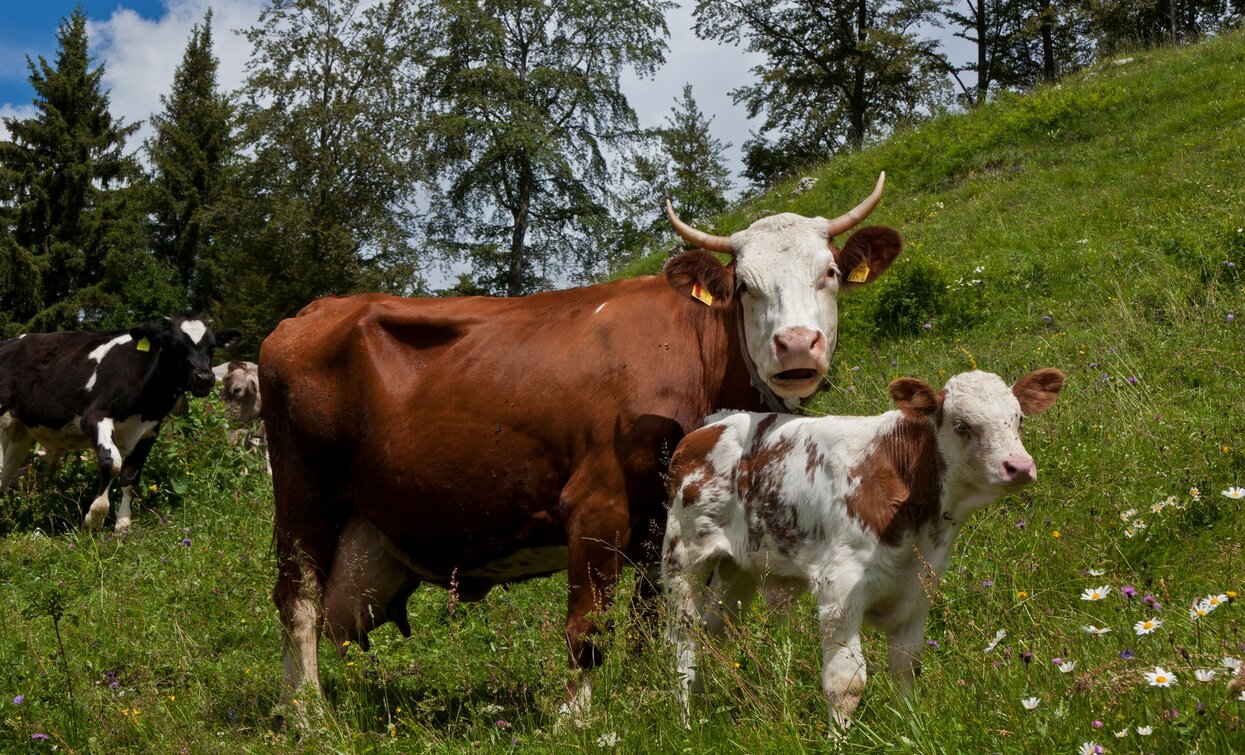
[
  {"xmin": 88, "ymin": 0, "xmax": 265, "ymax": 150},
  {"xmin": 0, "ymin": 103, "xmax": 37, "ymax": 140}
]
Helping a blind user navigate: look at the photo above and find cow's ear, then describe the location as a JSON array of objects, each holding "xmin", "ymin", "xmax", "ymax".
[
  {"xmin": 128, "ymin": 323, "xmax": 167, "ymax": 348},
  {"xmin": 1012, "ymin": 368, "xmax": 1064, "ymax": 416},
  {"xmin": 663, "ymin": 250, "xmax": 735, "ymax": 308},
  {"xmin": 888, "ymin": 377, "xmax": 941, "ymax": 419},
  {"xmin": 214, "ymin": 329, "xmax": 242, "ymax": 349},
  {"xmin": 832, "ymin": 226, "xmax": 903, "ymax": 288}
]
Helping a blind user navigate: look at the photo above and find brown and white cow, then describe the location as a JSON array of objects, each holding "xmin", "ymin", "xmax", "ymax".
[
  {"xmin": 259, "ymin": 175, "xmax": 903, "ymax": 717},
  {"xmin": 212, "ymin": 361, "xmax": 264, "ymax": 446},
  {"xmin": 662, "ymin": 369, "xmax": 1064, "ymax": 730}
]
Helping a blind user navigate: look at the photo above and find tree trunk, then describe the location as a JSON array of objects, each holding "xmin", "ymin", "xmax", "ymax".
[
  {"xmin": 849, "ymin": 0, "xmax": 868, "ymax": 149},
  {"xmin": 1039, "ymin": 0, "xmax": 1056, "ymax": 83},
  {"xmin": 975, "ymin": 0, "xmax": 988, "ymax": 106},
  {"xmin": 507, "ymin": 157, "xmax": 533, "ymax": 297}
]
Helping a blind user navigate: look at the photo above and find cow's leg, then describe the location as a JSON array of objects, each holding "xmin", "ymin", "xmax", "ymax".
[
  {"xmin": 815, "ymin": 579, "xmax": 867, "ymax": 733},
  {"xmin": 559, "ymin": 475, "xmax": 631, "ymax": 720},
  {"xmin": 0, "ymin": 415, "xmax": 34, "ymax": 489},
  {"xmin": 84, "ymin": 417, "xmax": 121, "ymax": 530},
  {"xmin": 114, "ymin": 436, "xmax": 156, "ymax": 534}
]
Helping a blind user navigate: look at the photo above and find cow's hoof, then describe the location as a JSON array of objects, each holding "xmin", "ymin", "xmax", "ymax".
[{"xmin": 114, "ymin": 519, "xmax": 131, "ymax": 536}]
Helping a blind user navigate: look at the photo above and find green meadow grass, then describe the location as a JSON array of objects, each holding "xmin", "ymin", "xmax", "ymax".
[{"xmin": 4, "ymin": 32, "xmax": 1245, "ymax": 753}]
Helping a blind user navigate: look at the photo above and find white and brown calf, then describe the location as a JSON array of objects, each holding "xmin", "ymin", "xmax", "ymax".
[{"xmin": 662, "ymin": 368, "xmax": 1064, "ymax": 729}]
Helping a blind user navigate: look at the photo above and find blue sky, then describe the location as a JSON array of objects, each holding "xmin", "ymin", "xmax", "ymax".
[{"xmin": 0, "ymin": 1, "xmax": 168, "ymax": 106}]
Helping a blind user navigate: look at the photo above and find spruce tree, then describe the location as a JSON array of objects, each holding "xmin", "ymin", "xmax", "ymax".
[
  {"xmin": 146, "ymin": 10, "xmax": 235, "ymax": 313},
  {"xmin": 0, "ymin": 7, "xmax": 160, "ymax": 333}
]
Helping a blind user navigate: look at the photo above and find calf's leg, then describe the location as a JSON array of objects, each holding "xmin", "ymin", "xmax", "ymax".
[
  {"xmin": 815, "ymin": 580, "xmax": 867, "ymax": 732},
  {"xmin": 84, "ymin": 417, "xmax": 121, "ymax": 530},
  {"xmin": 885, "ymin": 610, "xmax": 929, "ymax": 695},
  {"xmin": 661, "ymin": 517, "xmax": 714, "ymax": 726}
]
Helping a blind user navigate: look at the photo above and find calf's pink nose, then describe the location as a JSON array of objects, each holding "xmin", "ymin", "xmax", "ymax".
[{"xmin": 1002, "ymin": 454, "xmax": 1036, "ymax": 483}]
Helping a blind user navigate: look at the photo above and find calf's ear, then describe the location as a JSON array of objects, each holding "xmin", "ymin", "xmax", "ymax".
[
  {"xmin": 833, "ymin": 226, "xmax": 903, "ymax": 288},
  {"xmin": 663, "ymin": 250, "xmax": 735, "ymax": 308},
  {"xmin": 1012, "ymin": 368, "xmax": 1065, "ymax": 416},
  {"xmin": 214, "ymin": 329, "xmax": 242, "ymax": 349},
  {"xmin": 888, "ymin": 377, "xmax": 941, "ymax": 419}
]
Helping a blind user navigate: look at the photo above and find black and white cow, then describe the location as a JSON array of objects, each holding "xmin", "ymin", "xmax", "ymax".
[
  {"xmin": 662, "ymin": 368, "xmax": 1064, "ymax": 730},
  {"xmin": 0, "ymin": 317, "xmax": 240, "ymax": 532}
]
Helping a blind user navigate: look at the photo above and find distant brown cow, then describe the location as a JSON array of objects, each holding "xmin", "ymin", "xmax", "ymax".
[{"xmin": 260, "ymin": 175, "xmax": 903, "ymax": 719}]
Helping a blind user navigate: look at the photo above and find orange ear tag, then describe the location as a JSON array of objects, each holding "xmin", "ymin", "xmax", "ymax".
[
  {"xmin": 691, "ymin": 282, "xmax": 714, "ymax": 306},
  {"xmin": 847, "ymin": 260, "xmax": 870, "ymax": 283}
]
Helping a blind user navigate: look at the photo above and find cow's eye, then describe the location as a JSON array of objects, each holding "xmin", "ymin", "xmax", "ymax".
[
  {"xmin": 953, "ymin": 421, "xmax": 972, "ymax": 436},
  {"xmin": 737, "ymin": 280, "xmax": 749, "ymax": 295}
]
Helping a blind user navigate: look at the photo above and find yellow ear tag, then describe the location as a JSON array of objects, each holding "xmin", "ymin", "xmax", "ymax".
[
  {"xmin": 691, "ymin": 282, "xmax": 714, "ymax": 306},
  {"xmin": 136, "ymin": 337, "xmax": 151, "ymax": 352},
  {"xmin": 847, "ymin": 260, "xmax": 871, "ymax": 283}
]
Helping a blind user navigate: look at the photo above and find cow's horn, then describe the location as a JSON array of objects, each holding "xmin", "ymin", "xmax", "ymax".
[
  {"xmin": 666, "ymin": 200, "xmax": 734, "ymax": 255},
  {"xmin": 824, "ymin": 172, "xmax": 886, "ymax": 238}
]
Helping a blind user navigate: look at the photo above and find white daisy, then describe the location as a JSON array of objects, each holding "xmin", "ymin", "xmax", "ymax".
[
  {"xmin": 1113, "ymin": 727, "xmax": 1129, "ymax": 738},
  {"xmin": 1059, "ymin": 661, "xmax": 1077, "ymax": 673},
  {"xmin": 1134, "ymin": 617, "xmax": 1162, "ymax": 635},
  {"xmin": 1136, "ymin": 725, "xmax": 1153, "ymax": 735},
  {"xmin": 1145, "ymin": 666, "xmax": 1177, "ymax": 687},
  {"xmin": 1204, "ymin": 593, "xmax": 1228, "ymax": 609},
  {"xmin": 1120, "ymin": 508, "xmax": 1137, "ymax": 521},
  {"xmin": 1087, "ymin": 568, "xmax": 1106, "ymax": 577},
  {"xmin": 1081, "ymin": 585, "xmax": 1111, "ymax": 601},
  {"xmin": 1021, "ymin": 696, "xmax": 1040, "ymax": 710},
  {"xmin": 1078, "ymin": 741, "xmax": 1103, "ymax": 755},
  {"xmin": 1082, "ymin": 625, "xmax": 1111, "ymax": 636},
  {"xmin": 1189, "ymin": 486, "xmax": 1201, "ymax": 500},
  {"xmin": 1223, "ymin": 657, "xmax": 1243, "ymax": 671},
  {"xmin": 984, "ymin": 628, "xmax": 1006, "ymax": 653},
  {"xmin": 1194, "ymin": 669, "xmax": 1217, "ymax": 682},
  {"xmin": 1190, "ymin": 602, "xmax": 1211, "ymax": 620},
  {"xmin": 1221, "ymin": 486, "xmax": 1245, "ymax": 499}
]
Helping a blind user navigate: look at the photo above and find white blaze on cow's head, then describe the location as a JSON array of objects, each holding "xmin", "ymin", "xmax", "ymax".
[
  {"xmin": 129, "ymin": 317, "xmax": 242, "ymax": 397},
  {"xmin": 889, "ymin": 368, "xmax": 1065, "ymax": 504},
  {"xmin": 666, "ymin": 174, "xmax": 902, "ymax": 407}
]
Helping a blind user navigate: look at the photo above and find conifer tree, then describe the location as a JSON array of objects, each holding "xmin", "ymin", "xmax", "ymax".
[
  {"xmin": 627, "ymin": 84, "xmax": 732, "ymax": 242},
  {"xmin": 146, "ymin": 10, "xmax": 235, "ymax": 313},
  {"xmin": 0, "ymin": 7, "xmax": 162, "ymax": 333}
]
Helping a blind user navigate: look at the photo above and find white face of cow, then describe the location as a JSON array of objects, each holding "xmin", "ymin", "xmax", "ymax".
[
  {"xmin": 733, "ymin": 214, "xmax": 842, "ymax": 404},
  {"xmin": 933, "ymin": 369, "xmax": 1064, "ymax": 495},
  {"xmin": 666, "ymin": 174, "xmax": 901, "ymax": 409}
]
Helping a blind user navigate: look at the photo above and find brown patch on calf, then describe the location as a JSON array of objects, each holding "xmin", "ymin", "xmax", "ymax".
[
  {"xmin": 844, "ymin": 418, "xmax": 943, "ymax": 546},
  {"xmin": 663, "ymin": 251, "xmax": 735, "ymax": 308},
  {"xmin": 1012, "ymin": 368, "xmax": 1065, "ymax": 416},
  {"xmin": 832, "ymin": 226, "xmax": 903, "ymax": 288},
  {"xmin": 742, "ymin": 429, "xmax": 818, "ymax": 554},
  {"xmin": 668, "ymin": 423, "xmax": 728, "ymax": 507}
]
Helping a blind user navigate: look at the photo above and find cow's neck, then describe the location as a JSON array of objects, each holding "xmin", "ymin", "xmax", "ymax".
[{"xmin": 136, "ymin": 353, "xmax": 183, "ymax": 418}]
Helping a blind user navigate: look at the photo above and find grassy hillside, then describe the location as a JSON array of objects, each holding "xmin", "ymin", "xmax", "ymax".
[{"xmin": 3, "ymin": 32, "xmax": 1245, "ymax": 753}]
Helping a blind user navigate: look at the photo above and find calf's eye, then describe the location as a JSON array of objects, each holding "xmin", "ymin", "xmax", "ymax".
[{"xmin": 953, "ymin": 421, "xmax": 971, "ymax": 436}]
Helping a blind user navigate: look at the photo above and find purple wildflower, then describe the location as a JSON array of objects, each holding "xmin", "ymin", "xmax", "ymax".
[
  {"xmin": 1092, "ymin": 720, "xmax": 1103, "ymax": 728},
  {"xmin": 1052, "ymin": 657, "xmax": 1063, "ymax": 665},
  {"xmin": 890, "ymin": 360, "xmax": 898, "ymax": 367},
  {"xmin": 922, "ymin": 321, "xmax": 932, "ymax": 331},
  {"xmin": 1022, "ymin": 651, "xmax": 1033, "ymax": 664},
  {"xmin": 180, "ymin": 537, "xmax": 191, "ymax": 547},
  {"xmin": 32, "ymin": 733, "xmax": 48, "ymax": 741},
  {"xmin": 495, "ymin": 719, "xmax": 510, "ymax": 729},
  {"xmin": 109, "ymin": 681, "xmax": 120, "ymax": 690},
  {"xmin": 852, "ymin": 365, "xmax": 860, "ymax": 372},
  {"xmin": 1120, "ymin": 649, "xmax": 1135, "ymax": 660},
  {"xmin": 1089, "ymin": 362, "xmax": 1098, "ymax": 368},
  {"xmin": 1121, "ymin": 585, "xmax": 1137, "ymax": 599},
  {"xmin": 1127, "ymin": 376, "xmax": 1139, "ymax": 385},
  {"xmin": 1041, "ymin": 315, "xmax": 1052, "ymax": 323},
  {"xmin": 982, "ymin": 580, "xmax": 994, "ymax": 587},
  {"xmin": 927, "ymin": 639, "xmax": 939, "ymax": 648},
  {"xmin": 1143, "ymin": 593, "xmax": 1162, "ymax": 611},
  {"xmin": 1228, "ymin": 313, "xmax": 1236, "ymax": 322},
  {"xmin": 12, "ymin": 695, "xmax": 23, "ymax": 705},
  {"xmin": 1016, "ymin": 517, "xmax": 1026, "ymax": 529},
  {"xmin": 1101, "ymin": 373, "xmax": 1110, "ymax": 384}
]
